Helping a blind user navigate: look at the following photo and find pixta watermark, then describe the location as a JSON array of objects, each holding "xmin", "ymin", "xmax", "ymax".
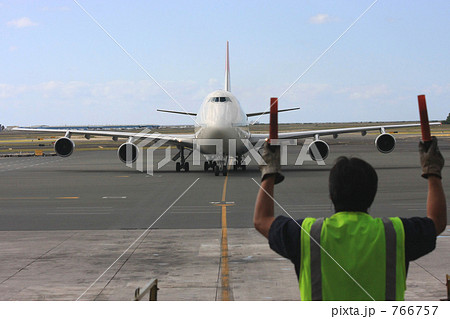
[{"xmin": 125, "ymin": 137, "xmax": 327, "ymax": 175}]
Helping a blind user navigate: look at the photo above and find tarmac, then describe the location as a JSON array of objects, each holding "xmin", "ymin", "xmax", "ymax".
[{"xmin": 0, "ymin": 133, "xmax": 449, "ymax": 300}]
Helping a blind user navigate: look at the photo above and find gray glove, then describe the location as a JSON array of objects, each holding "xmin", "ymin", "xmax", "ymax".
[
  {"xmin": 419, "ymin": 136, "xmax": 445, "ymax": 179},
  {"xmin": 259, "ymin": 142, "xmax": 285, "ymax": 184}
]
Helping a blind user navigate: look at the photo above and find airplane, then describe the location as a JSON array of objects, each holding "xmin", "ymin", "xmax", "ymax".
[{"xmin": 13, "ymin": 42, "xmax": 440, "ymax": 176}]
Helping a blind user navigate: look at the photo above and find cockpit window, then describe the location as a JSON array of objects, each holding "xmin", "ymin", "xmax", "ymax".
[{"xmin": 209, "ymin": 97, "xmax": 231, "ymax": 102}]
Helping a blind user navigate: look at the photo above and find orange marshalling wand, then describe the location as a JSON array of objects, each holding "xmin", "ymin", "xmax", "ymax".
[
  {"xmin": 269, "ymin": 97, "xmax": 278, "ymax": 143},
  {"xmin": 418, "ymin": 94, "xmax": 431, "ymax": 142}
]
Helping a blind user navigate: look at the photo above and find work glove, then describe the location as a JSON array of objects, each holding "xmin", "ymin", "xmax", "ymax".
[
  {"xmin": 419, "ymin": 136, "xmax": 445, "ymax": 179},
  {"xmin": 259, "ymin": 141, "xmax": 284, "ymax": 184}
]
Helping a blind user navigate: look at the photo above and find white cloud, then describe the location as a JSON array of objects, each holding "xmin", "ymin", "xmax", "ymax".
[
  {"xmin": 336, "ymin": 84, "xmax": 391, "ymax": 100},
  {"xmin": 7, "ymin": 17, "xmax": 38, "ymax": 28},
  {"xmin": 0, "ymin": 83, "xmax": 26, "ymax": 98},
  {"xmin": 309, "ymin": 13, "xmax": 335, "ymax": 25},
  {"xmin": 208, "ymin": 78, "xmax": 218, "ymax": 87},
  {"xmin": 9, "ymin": 46, "xmax": 18, "ymax": 52},
  {"xmin": 285, "ymin": 83, "xmax": 331, "ymax": 98},
  {"xmin": 424, "ymin": 83, "xmax": 450, "ymax": 95},
  {"xmin": 0, "ymin": 80, "xmax": 207, "ymax": 125}
]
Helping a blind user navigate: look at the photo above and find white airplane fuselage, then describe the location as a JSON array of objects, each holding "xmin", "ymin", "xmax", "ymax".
[{"xmin": 194, "ymin": 89, "xmax": 251, "ymax": 156}]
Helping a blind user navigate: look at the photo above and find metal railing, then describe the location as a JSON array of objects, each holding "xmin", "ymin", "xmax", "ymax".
[{"xmin": 134, "ymin": 278, "xmax": 158, "ymax": 301}]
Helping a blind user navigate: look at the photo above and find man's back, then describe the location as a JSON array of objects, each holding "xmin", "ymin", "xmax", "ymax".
[{"xmin": 254, "ymin": 138, "xmax": 445, "ymax": 300}]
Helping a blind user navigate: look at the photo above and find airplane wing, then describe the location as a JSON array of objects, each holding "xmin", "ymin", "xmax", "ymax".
[
  {"xmin": 12, "ymin": 127, "xmax": 194, "ymax": 148},
  {"xmin": 249, "ymin": 122, "xmax": 441, "ymax": 142},
  {"xmin": 157, "ymin": 109, "xmax": 197, "ymax": 116},
  {"xmin": 249, "ymin": 122, "xmax": 441, "ymax": 160},
  {"xmin": 246, "ymin": 107, "xmax": 300, "ymax": 117},
  {"xmin": 155, "ymin": 107, "xmax": 300, "ymax": 118}
]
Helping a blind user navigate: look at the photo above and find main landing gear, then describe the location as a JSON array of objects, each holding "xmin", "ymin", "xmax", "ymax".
[
  {"xmin": 173, "ymin": 146, "xmax": 191, "ymax": 172},
  {"xmin": 176, "ymin": 161, "xmax": 189, "ymax": 172}
]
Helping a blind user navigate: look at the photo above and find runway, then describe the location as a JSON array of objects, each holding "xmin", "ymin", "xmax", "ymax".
[
  {"xmin": 0, "ymin": 134, "xmax": 449, "ymax": 300},
  {"xmin": 1, "ymin": 135, "xmax": 449, "ymax": 230}
]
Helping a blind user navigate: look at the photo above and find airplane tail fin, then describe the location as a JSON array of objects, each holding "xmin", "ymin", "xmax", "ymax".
[{"xmin": 225, "ymin": 41, "xmax": 231, "ymax": 92}]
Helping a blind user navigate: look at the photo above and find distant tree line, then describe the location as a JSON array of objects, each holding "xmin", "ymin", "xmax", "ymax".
[{"xmin": 443, "ymin": 114, "xmax": 450, "ymax": 124}]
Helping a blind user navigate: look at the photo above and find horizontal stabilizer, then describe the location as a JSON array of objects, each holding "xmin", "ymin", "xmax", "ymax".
[
  {"xmin": 157, "ymin": 109, "xmax": 197, "ymax": 116},
  {"xmin": 246, "ymin": 107, "xmax": 300, "ymax": 117}
]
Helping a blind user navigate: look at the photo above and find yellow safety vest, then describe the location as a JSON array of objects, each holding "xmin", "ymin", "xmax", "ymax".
[{"xmin": 299, "ymin": 212, "xmax": 406, "ymax": 300}]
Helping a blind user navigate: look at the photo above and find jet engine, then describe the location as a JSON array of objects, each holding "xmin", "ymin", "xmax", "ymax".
[
  {"xmin": 54, "ymin": 137, "xmax": 75, "ymax": 157},
  {"xmin": 308, "ymin": 140, "xmax": 329, "ymax": 161},
  {"xmin": 117, "ymin": 142, "xmax": 138, "ymax": 164},
  {"xmin": 375, "ymin": 133, "xmax": 396, "ymax": 153}
]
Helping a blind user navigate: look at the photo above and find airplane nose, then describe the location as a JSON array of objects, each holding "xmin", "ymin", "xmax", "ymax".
[
  {"xmin": 207, "ymin": 106, "xmax": 236, "ymax": 127},
  {"xmin": 204, "ymin": 127, "xmax": 228, "ymax": 138}
]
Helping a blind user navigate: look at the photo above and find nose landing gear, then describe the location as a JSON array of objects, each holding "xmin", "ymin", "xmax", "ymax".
[
  {"xmin": 204, "ymin": 160, "xmax": 217, "ymax": 172},
  {"xmin": 208, "ymin": 157, "xmax": 228, "ymax": 176},
  {"xmin": 232, "ymin": 155, "xmax": 246, "ymax": 171}
]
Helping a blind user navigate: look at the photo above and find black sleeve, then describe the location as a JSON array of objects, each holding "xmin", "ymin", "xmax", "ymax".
[
  {"xmin": 268, "ymin": 215, "xmax": 304, "ymax": 277},
  {"xmin": 401, "ymin": 217, "xmax": 437, "ymax": 262}
]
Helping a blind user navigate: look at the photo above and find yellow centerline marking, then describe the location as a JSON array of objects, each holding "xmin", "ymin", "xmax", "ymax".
[
  {"xmin": 0, "ymin": 196, "xmax": 79, "ymax": 200},
  {"xmin": 0, "ymin": 197, "xmax": 50, "ymax": 200},
  {"xmin": 220, "ymin": 173, "xmax": 233, "ymax": 301},
  {"xmin": 221, "ymin": 175, "xmax": 228, "ymax": 202}
]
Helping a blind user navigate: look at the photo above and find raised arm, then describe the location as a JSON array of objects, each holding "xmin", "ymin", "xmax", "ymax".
[
  {"xmin": 427, "ymin": 176, "xmax": 447, "ymax": 234},
  {"xmin": 254, "ymin": 176, "xmax": 276, "ymax": 238},
  {"xmin": 254, "ymin": 143, "xmax": 284, "ymax": 238},
  {"xmin": 420, "ymin": 137, "xmax": 447, "ymax": 234}
]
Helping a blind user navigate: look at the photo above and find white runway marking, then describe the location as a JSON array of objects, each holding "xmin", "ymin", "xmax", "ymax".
[
  {"xmin": 0, "ymin": 157, "xmax": 64, "ymax": 173},
  {"xmin": 102, "ymin": 196, "xmax": 127, "ymax": 199},
  {"xmin": 50, "ymin": 207, "xmax": 114, "ymax": 215},
  {"xmin": 55, "ymin": 207, "xmax": 113, "ymax": 210},
  {"xmin": 170, "ymin": 211, "xmax": 219, "ymax": 214},
  {"xmin": 47, "ymin": 212, "xmax": 111, "ymax": 215}
]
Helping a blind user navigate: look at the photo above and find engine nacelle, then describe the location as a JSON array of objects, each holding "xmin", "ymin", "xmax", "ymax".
[
  {"xmin": 308, "ymin": 140, "xmax": 329, "ymax": 161},
  {"xmin": 54, "ymin": 137, "xmax": 75, "ymax": 157},
  {"xmin": 117, "ymin": 142, "xmax": 139, "ymax": 164},
  {"xmin": 375, "ymin": 133, "xmax": 396, "ymax": 154}
]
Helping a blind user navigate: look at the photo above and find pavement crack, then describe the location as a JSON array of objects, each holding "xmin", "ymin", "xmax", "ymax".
[
  {"xmin": 411, "ymin": 261, "xmax": 446, "ymax": 285},
  {"xmin": 93, "ymin": 229, "xmax": 153, "ymax": 300},
  {"xmin": 0, "ymin": 232, "xmax": 79, "ymax": 285}
]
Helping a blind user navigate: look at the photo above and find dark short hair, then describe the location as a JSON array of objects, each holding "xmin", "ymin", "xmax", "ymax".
[{"xmin": 329, "ymin": 157, "xmax": 378, "ymax": 213}]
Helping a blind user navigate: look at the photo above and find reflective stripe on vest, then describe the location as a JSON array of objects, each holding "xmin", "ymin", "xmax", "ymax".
[
  {"xmin": 310, "ymin": 217, "xmax": 323, "ymax": 301},
  {"xmin": 382, "ymin": 217, "xmax": 397, "ymax": 301},
  {"xmin": 301, "ymin": 213, "xmax": 406, "ymax": 300}
]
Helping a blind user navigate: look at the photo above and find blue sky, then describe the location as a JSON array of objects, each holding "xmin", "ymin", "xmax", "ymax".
[{"xmin": 1, "ymin": 0, "xmax": 449, "ymax": 126}]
